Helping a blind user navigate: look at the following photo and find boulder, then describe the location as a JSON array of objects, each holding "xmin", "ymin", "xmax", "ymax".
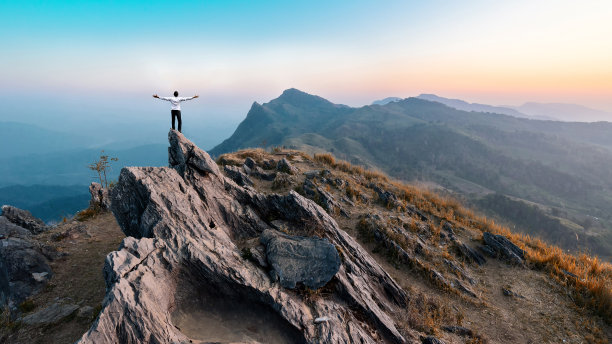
[
  {"xmin": 1, "ymin": 205, "xmax": 47, "ymax": 234},
  {"xmin": 260, "ymin": 229, "xmax": 341, "ymax": 289},
  {"xmin": 0, "ymin": 216, "xmax": 31, "ymax": 238},
  {"xmin": 80, "ymin": 130, "xmax": 409, "ymax": 344},
  {"xmin": 0, "ymin": 238, "xmax": 53, "ymax": 309},
  {"xmin": 482, "ymin": 232, "xmax": 525, "ymax": 265},
  {"xmin": 88, "ymin": 182, "xmax": 111, "ymax": 210}
]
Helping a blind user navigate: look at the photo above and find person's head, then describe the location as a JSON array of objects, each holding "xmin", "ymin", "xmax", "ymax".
[{"xmin": 174, "ymin": 91, "xmax": 179, "ymax": 97}]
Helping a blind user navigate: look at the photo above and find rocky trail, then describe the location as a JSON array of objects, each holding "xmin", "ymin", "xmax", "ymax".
[{"xmin": 1, "ymin": 130, "xmax": 610, "ymax": 343}]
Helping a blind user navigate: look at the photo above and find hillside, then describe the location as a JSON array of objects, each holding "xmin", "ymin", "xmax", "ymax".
[
  {"xmin": 211, "ymin": 89, "xmax": 612, "ymax": 261},
  {"xmin": 2, "ymin": 133, "xmax": 609, "ymax": 343},
  {"xmin": 0, "ymin": 185, "xmax": 89, "ymax": 223}
]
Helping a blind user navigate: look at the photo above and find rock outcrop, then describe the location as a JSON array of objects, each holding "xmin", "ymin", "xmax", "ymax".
[
  {"xmin": 21, "ymin": 301, "xmax": 79, "ymax": 325},
  {"xmin": 0, "ymin": 207, "xmax": 55, "ymax": 311},
  {"xmin": 79, "ymin": 130, "xmax": 410, "ymax": 343},
  {"xmin": 482, "ymin": 232, "xmax": 525, "ymax": 265},
  {"xmin": 0, "ymin": 238, "xmax": 54, "ymax": 310},
  {"xmin": 1, "ymin": 205, "xmax": 48, "ymax": 234},
  {"xmin": 260, "ymin": 229, "xmax": 341, "ymax": 289},
  {"xmin": 88, "ymin": 182, "xmax": 111, "ymax": 211}
]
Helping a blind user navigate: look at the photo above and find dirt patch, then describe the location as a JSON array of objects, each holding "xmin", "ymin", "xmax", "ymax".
[
  {"xmin": 172, "ymin": 270, "xmax": 305, "ymax": 344},
  {"xmin": 1, "ymin": 212, "xmax": 125, "ymax": 344}
]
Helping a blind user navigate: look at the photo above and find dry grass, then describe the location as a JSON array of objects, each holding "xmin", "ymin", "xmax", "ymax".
[
  {"xmin": 397, "ymin": 186, "xmax": 612, "ymax": 323},
  {"xmin": 312, "ymin": 150, "xmax": 612, "ymax": 324},
  {"xmin": 222, "ymin": 147, "xmax": 612, "ymax": 324},
  {"xmin": 313, "ymin": 153, "xmax": 388, "ymax": 182}
]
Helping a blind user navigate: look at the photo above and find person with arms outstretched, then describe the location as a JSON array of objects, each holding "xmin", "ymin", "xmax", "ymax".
[{"xmin": 153, "ymin": 91, "xmax": 199, "ymax": 133}]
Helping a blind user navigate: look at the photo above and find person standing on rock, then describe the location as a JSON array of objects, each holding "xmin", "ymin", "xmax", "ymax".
[{"xmin": 153, "ymin": 91, "xmax": 199, "ymax": 133}]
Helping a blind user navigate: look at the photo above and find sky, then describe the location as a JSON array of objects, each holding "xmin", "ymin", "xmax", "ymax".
[{"xmin": 1, "ymin": 0, "xmax": 612, "ymax": 134}]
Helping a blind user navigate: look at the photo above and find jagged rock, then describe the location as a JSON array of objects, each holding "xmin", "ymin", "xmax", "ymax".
[
  {"xmin": 442, "ymin": 325, "xmax": 473, "ymax": 336},
  {"xmin": 272, "ymin": 172, "xmax": 294, "ymax": 189},
  {"xmin": 80, "ymin": 130, "xmax": 409, "ymax": 343},
  {"xmin": 262, "ymin": 159, "xmax": 277, "ymax": 170},
  {"xmin": 89, "ymin": 182, "xmax": 111, "ymax": 211},
  {"xmin": 444, "ymin": 259, "xmax": 477, "ymax": 285},
  {"xmin": 277, "ymin": 157, "xmax": 298, "ymax": 175},
  {"xmin": 302, "ymin": 179, "xmax": 348, "ymax": 217},
  {"xmin": 21, "ymin": 302, "xmax": 79, "ymax": 325},
  {"xmin": 442, "ymin": 222, "xmax": 456, "ymax": 241},
  {"xmin": 0, "ymin": 216, "xmax": 31, "ymax": 238},
  {"xmin": 223, "ymin": 165, "xmax": 254, "ymax": 186},
  {"xmin": 482, "ymin": 232, "xmax": 525, "ymax": 264},
  {"xmin": 248, "ymin": 245, "xmax": 268, "ymax": 268},
  {"xmin": 421, "ymin": 336, "xmax": 446, "ymax": 344},
  {"xmin": 244, "ymin": 157, "xmax": 257, "ymax": 169},
  {"xmin": 454, "ymin": 241, "xmax": 486, "ymax": 266},
  {"xmin": 502, "ymin": 286, "xmax": 525, "ymax": 299},
  {"xmin": 1, "ymin": 205, "xmax": 47, "ymax": 234},
  {"xmin": 452, "ymin": 278, "xmax": 477, "ymax": 298},
  {"xmin": 479, "ymin": 244, "xmax": 496, "ymax": 257},
  {"xmin": 261, "ymin": 229, "xmax": 341, "ymax": 289},
  {"xmin": 370, "ymin": 184, "xmax": 403, "ymax": 209},
  {"xmin": 257, "ymin": 166, "xmax": 277, "ymax": 180},
  {"xmin": 0, "ymin": 237, "xmax": 53, "ymax": 309}
]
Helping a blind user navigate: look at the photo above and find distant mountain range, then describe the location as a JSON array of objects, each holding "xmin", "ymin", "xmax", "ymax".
[
  {"xmin": 514, "ymin": 102, "xmax": 612, "ymax": 122},
  {"xmin": 371, "ymin": 94, "xmax": 612, "ymax": 122},
  {"xmin": 213, "ymin": 88, "xmax": 612, "ymax": 260},
  {"xmin": 0, "ymin": 142, "xmax": 168, "ymax": 222}
]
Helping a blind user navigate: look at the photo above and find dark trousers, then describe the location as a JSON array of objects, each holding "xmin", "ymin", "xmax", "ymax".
[{"xmin": 171, "ymin": 110, "xmax": 182, "ymax": 132}]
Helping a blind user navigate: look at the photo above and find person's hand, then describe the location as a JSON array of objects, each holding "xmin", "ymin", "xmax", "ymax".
[
  {"xmin": 153, "ymin": 94, "xmax": 159, "ymax": 98},
  {"xmin": 194, "ymin": 95, "xmax": 199, "ymax": 98}
]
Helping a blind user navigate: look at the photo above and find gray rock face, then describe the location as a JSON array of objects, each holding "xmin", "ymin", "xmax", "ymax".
[
  {"xmin": 277, "ymin": 157, "xmax": 298, "ymax": 174},
  {"xmin": 482, "ymin": 232, "xmax": 525, "ymax": 264},
  {"xmin": 454, "ymin": 241, "xmax": 486, "ymax": 266},
  {"xmin": 223, "ymin": 165, "xmax": 254, "ymax": 186},
  {"xmin": 1, "ymin": 205, "xmax": 48, "ymax": 234},
  {"xmin": 88, "ymin": 182, "xmax": 111, "ymax": 210},
  {"xmin": 80, "ymin": 129, "xmax": 409, "ymax": 344},
  {"xmin": 261, "ymin": 229, "xmax": 341, "ymax": 289},
  {"xmin": 0, "ymin": 216, "xmax": 32, "ymax": 238},
  {"xmin": 21, "ymin": 302, "xmax": 79, "ymax": 325},
  {"xmin": 0, "ymin": 238, "xmax": 53, "ymax": 309},
  {"xmin": 302, "ymin": 178, "xmax": 347, "ymax": 217}
]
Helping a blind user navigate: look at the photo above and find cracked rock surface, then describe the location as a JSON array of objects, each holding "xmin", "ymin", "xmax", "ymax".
[{"xmin": 78, "ymin": 130, "xmax": 409, "ymax": 343}]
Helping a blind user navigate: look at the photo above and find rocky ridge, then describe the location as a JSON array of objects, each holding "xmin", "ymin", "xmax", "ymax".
[{"xmin": 79, "ymin": 130, "xmax": 413, "ymax": 343}]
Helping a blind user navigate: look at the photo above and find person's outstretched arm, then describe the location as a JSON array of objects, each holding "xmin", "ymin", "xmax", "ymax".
[
  {"xmin": 153, "ymin": 94, "xmax": 171, "ymax": 101},
  {"xmin": 180, "ymin": 95, "xmax": 199, "ymax": 101}
]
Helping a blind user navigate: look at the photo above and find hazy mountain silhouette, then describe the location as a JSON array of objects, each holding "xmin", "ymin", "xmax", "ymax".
[
  {"xmin": 415, "ymin": 94, "xmax": 535, "ymax": 119},
  {"xmin": 371, "ymin": 97, "xmax": 402, "ymax": 106},
  {"xmin": 212, "ymin": 89, "xmax": 612, "ymax": 260},
  {"xmin": 513, "ymin": 102, "xmax": 612, "ymax": 122}
]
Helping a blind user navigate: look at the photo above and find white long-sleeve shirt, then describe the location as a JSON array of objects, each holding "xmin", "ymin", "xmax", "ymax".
[{"xmin": 158, "ymin": 96, "xmax": 196, "ymax": 110}]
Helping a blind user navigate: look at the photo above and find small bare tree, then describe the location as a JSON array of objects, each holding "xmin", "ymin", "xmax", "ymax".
[{"xmin": 88, "ymin": 151, "xmax": 118, "ymax": 188}]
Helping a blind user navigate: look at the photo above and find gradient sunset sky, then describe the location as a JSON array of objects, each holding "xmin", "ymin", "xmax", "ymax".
[{"xmin": 1, "ymin": 0, "xmax": 611, "ymax": 119}]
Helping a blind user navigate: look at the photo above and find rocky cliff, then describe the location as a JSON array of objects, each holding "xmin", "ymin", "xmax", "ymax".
[
  {"xmin": 70, "ymin": 130, "xmax": 611, "ymax": 344},
  {"xmin": 79, "ymin": 130, "xmax": 412, "ymax": 343}
]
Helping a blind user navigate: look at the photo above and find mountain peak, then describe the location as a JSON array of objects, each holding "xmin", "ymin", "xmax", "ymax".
[{"xmin": 273, "ymin": 88, "xmax": 335, "ymax": 107}]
